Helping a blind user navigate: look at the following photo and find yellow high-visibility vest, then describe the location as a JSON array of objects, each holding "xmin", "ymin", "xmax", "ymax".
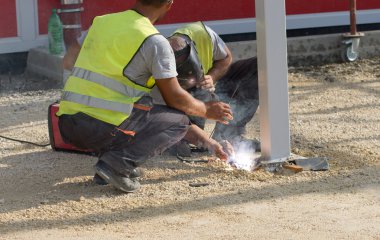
[
  {"xmin": 57, "ymin": 10, "xmax": 158, "ymax": 126},
  {"xmin": 174, "ymin": 21, "xmax": 213, "ymax": 75}
]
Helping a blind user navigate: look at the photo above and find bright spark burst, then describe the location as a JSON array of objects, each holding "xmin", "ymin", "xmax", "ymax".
[{"xmin": 227, "ymin": 147, "xmax": 260, "ymax": 171}]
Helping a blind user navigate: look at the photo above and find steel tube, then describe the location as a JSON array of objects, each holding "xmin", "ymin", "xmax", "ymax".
[
  {"xmin": 61, "ymin": 0, "xmax": 83, "ymax": 4},
  {"xmin": 58, "ymin": 1, "xmax": 83, "ymax": 49},
  {"xmin": 350, "ymin": 0, "xmax": 358, "ymax": 35},
  {"xmin": 255, "ymin": 0, "xmax": 290, "ymax": 161}
]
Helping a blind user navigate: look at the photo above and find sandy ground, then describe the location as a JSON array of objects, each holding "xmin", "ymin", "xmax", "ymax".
[{"xmin": 0, "ymin": 57, "xmax": 379, "ymax": 240}]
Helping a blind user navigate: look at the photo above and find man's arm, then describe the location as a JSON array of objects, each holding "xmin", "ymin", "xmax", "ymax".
[
  {"xmin": 156, "ymin": 77, "xmax": 233, "ymax": 124},
  {"xmin": 198, "ymin": 26, "xmax": 233, "ymax": 91},
  {"xmin": 63, "ymin": 41, "xmax": 81, "ymax": 71},
  {"xmin": 183, "ymin": 124, "xmax": 230, "ymax": 160},
  {"xmin": 63, "ymin": 31, "xmax": 88, "ymax": 71},
  {"xmin": 207, "ymin": 45, "xmax": 232, "ymax": 83}
]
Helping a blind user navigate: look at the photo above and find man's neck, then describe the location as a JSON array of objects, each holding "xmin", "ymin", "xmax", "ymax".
[{"xmin": 131, "ymin": 3, "xmax": 160, "ymax": 24}]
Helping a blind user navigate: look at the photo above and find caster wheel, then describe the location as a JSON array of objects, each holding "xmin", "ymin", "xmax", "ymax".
[{"xmin": 342, "ymin": 44, "xmax": 359, "ymax": 62}]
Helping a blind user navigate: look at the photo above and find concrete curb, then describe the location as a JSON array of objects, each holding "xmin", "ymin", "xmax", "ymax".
[
  {"xmin": 227, "ymin": 30, "xmax": 380, "ymax": 65},
  {"xmin": 24, "ymin": 30, "xmax": 380, "ymax": 86},
  {"xmin": 25, "ymin": 46, "xmax": 64, "ymax": 85}
]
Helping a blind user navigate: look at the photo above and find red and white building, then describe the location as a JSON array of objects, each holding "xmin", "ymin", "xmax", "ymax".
[{"xmin": 1, "ymin": 0, "xmax": 379, "ymax": 54}]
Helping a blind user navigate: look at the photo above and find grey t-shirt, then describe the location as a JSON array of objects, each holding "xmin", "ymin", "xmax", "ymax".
[
  {"xmin": 204, "ymin": 25, "xmax": 228, "ymax": 61},
  {"xmin": 124, "ymin": 34, "xmax": 177, "ymax": 85},
  {"xmin": 124, "ymin": 35, "xmax": 177, "ymax": 105}
]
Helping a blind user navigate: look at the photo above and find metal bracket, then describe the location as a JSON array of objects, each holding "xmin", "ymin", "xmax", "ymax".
[
  {"xmin": 62, "ymin": 24, "xmax": 82, "ymax": 29},
  {"xmin": 60, "ymin": 0, "xmax": 83, "ymax": 4},
  {"xmin": 260, "ymin": 157, "xmax": 288, "ymax": 172},
  {"xmin": 57, "ymin": 7, "xmax": 84, "ymax": 13}
]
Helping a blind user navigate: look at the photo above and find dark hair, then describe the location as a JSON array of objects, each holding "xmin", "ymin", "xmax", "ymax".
[
  {"xmin": 139, "ymin": 0, "xmax": 172, "ymax": 7},
  {"xmin": 167, "ymin": 35, "xmax": 190, "ymax": 64}
]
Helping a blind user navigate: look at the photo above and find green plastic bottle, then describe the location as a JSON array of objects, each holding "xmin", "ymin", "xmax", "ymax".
[{"xmin": 48, "ymin": 9, "xmax": 63, "ymax": 55}]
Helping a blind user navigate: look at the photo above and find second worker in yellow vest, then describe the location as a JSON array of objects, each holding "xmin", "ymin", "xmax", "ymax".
[{"xmin": 167, "ymin": 22, "xmax": 261, "ymax": 156}]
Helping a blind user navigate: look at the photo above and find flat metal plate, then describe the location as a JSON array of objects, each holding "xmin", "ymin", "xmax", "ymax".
[{"xmin": 294, "ymin": 157, "xmax": 329, "ymax": 171}]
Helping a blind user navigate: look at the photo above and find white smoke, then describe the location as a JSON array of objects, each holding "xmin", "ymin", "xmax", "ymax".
[{"xmin": 227, "ymin": 139, "xmax": 261, "ymax": 171}]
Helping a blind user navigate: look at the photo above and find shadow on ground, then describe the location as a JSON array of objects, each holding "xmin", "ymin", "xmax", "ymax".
[{"xmin": 0, "ymin": 139, "xmax": 379, "ymax": 234}]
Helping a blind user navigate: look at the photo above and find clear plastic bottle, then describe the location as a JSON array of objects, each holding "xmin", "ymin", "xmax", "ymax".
[{"xmin": 48, "ymin": 9, "xmax": 63, "ymax": 55}]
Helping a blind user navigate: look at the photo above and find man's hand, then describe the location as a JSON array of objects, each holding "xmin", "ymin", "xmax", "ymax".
[
  {"xmin": 205, "ymin": 101, "xmax": 233, "ymax": 124},
  {"xmin": 211, "ymin": 142, "xmax": 228, "ymax": 161},
  {"xmin": 197, "ymin": 75, "xmax": 215, "ymax": 92},
  {"xmin": 183, "ymin": 125, "xmax": 235, "ymax": 161},
  {"xmin": 209, "ymin": 140, "xmax": 235, "ymax": 161},
  {"xmin": 219, "ymin": 140, "xmax": 235, "ymax": 158}
]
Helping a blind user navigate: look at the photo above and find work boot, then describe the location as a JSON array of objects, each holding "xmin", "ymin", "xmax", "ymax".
[
  {"xmin": 168, "ymin": 140, "xmax": 192, "ymax": 157},
  {"xmin": 93, "ymin": 167, "xmax": 144, "ymax": 185},
  {"xmin": 93, "ymin": 173, "xmax": 108, "ymax": 185},
  {"xmin": 94, "ymin": 161, "xmax": 140, "ymax": 193}
]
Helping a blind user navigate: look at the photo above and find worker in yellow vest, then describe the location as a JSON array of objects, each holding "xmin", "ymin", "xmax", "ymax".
[
  {"xmin": 165, "ymin": 22, "xmax": 260, "ymax": 156},
  {"xmin": 57, "ymin": 0, "xmax": 233, "ymax": 193}
]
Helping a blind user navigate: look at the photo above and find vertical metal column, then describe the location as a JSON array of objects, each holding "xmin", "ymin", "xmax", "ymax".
[
  {"xmin": 255, "ymin": 0, "xmax": 290, "ymax": 161},
  {"xmin": 349, "ymin": 0, "xmax": 358, "ymax": 35}
]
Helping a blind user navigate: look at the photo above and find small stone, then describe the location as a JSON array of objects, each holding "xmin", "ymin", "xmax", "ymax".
[
  {"xmin": 0, "ymin": 199, "xmax": 4, "ymax": 204},
  {"xmin": 325, "ymin": 76, "xmax": 335, "ymax": 82},
  {"xmin": 40, "ymin": 199, "xmax": 49, "ymax": 204}
]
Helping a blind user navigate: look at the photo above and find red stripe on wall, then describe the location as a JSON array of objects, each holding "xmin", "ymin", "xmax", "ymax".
[
  {"xmin": 0, "ymin": 0, "xmax": 18, "ymax": 38},
  {"xmin": 162, "ymin": 0, "xmax": 255, "ymax": 23},
  {"xmin": 37, "ymin": 0, "xmax": 380, "ymax": 35}
]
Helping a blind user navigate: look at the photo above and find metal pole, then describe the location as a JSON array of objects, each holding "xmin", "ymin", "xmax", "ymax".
[
  {"xmin": 342, "ymin": 0, "xmax": 364, "ymax": 62},
  {"xmin": 350, "ymin": 0, "xmax": 358, "ymax": 35},
  {"xmin": 255, "ymin": 0, "xmax": 290, "ymax": 162},
  {"xmin": 59, "ymin": 0, "xmax": 84, "ymax": 50}
]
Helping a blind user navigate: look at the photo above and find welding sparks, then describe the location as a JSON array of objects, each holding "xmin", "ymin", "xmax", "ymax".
[{"xmin": 227, "ymin": 142, "xmax": 261, "ymax": 171}]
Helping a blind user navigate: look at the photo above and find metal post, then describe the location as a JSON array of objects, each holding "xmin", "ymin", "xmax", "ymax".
[
  {"xmin": 342, "ymin": 0, "xmax": 364, "ymax": 62},
  {"xmin": 58, "ymin": 0, "xmax": 84, "ymax": 50},
  {"xmin": 255, "ymin": 0, "xmax": 290, "ymax": 163},
  {"xmin": 350, "ymin": 0, "xmax": 358, "ymax": 35}
]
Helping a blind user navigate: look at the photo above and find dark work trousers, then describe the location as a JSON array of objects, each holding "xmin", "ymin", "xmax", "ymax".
[
  {"xmin": 190, "ymin": 57, "xmax": 259, "ymax": 141},
  {"xmin": 58, "ymin": 100, "xmax": 190, "ymax": 176}
]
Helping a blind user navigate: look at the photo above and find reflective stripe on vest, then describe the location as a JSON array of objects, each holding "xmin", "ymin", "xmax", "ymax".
[
  {"xmin": 71, "ymin": 67, "xmax": 147, "ymax": 98},
  {"xmin": 61, "ymin": 91, "xmax": 134, "ymax": 114}
]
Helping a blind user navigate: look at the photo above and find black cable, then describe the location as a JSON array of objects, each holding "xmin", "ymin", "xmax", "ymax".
[
  {"xmin": 176, "ymin": 154, "xmax": 209, "ymax": 163},
  {"xmin": 0, "ymin": 134, "xmax": 50, "ymax": 147}
]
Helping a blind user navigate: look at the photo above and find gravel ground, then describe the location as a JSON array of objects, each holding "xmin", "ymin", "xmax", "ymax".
[{"xmin": 0, "ymin": 57, "xmax": 379, "ymax": 239}]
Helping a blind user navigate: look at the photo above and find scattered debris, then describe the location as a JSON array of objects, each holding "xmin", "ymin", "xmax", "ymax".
[
  {"xmin": 283, "ymin": 163, "xmax": 304, "ymax": 173},
  {"xmin": 189, "ymin": 182, "xmax": 209, "ymax": 187},
  {"xmin": 40, "ymin": 199, "xmax": 49, "ymax": 205}
]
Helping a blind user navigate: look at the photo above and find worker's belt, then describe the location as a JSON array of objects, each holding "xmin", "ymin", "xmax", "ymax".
[
  {"xmin": 133, "ymin": 103, "xmax": 152, "ymax": 111},
  {"xmin": 112, "ymin": 103, "xmax": 152, "ymax": 137}
]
